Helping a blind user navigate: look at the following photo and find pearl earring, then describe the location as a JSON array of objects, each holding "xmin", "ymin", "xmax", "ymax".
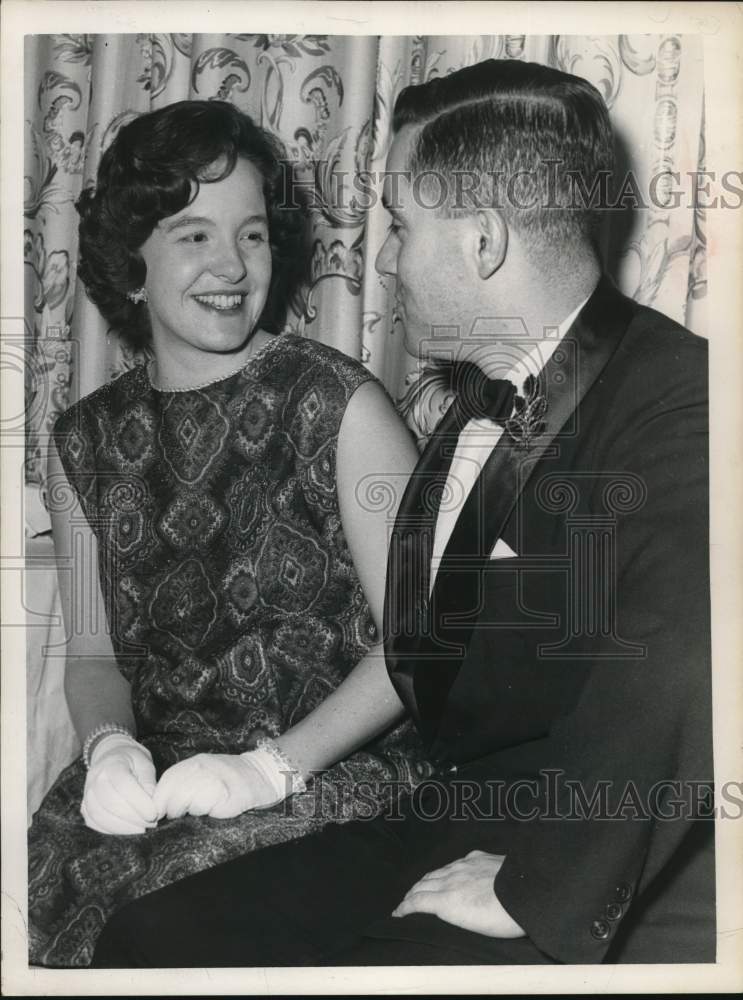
[{"xmin": 127, "ymin": 287, "xmax": 148, "ymax": 304}]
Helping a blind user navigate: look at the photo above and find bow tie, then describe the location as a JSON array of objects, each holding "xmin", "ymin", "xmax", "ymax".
[{"xmin": 449, "ymin": 361, "xmax": 517, "ymax": 426}]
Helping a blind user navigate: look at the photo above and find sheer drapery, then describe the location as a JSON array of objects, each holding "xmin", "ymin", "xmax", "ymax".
[{"xmin": 24, "ymin": 32, "xmax": 706, "ymax": 490}]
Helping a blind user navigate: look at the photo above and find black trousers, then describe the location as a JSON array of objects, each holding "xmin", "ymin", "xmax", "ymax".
[{"xmin": 92, "ymin": 808, "xmax": 552, "ymax": 968}]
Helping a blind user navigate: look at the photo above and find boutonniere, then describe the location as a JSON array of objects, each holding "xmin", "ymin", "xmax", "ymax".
[{"xmin": 504, "ymin": 375, "xmax": 547, "ymax": 449}]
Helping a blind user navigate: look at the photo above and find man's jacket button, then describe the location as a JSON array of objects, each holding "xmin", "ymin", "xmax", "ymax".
[
  {"xmin": 434, "ymin": 762, "xmax": 458, "ymax": 776},
  {"xmin": 614, "ymin": 882, "xmax": 632, "ymax": 903},
  {"xmin": 606, "ymin": 902, "xmax": 623, "ymax": 921},
  {"xmin": 590, "ymin": 919, "xmax": 611, "ymax": 940}
]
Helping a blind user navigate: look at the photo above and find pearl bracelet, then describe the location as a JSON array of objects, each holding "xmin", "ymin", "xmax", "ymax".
[
  {"xmin": 82, "ymin": 723, "xmax": 135, "ymax": 770},
  {"xmin": 255, "ymin": 737, "xmax": 308, "ymax": 794}
]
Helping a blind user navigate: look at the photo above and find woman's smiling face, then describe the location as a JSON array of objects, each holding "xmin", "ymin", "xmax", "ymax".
[{"xmin": 138, "ymin": 157, "xmax": 272, "ymax": 362}]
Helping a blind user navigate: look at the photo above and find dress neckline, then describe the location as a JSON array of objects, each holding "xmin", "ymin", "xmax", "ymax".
[{"xmin": 144, "ymin": 332, "xmax": 282, "ymax": 393}]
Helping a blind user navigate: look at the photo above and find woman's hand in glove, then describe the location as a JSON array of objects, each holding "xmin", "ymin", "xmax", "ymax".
[
  {"xmin": 153, "ymin": 745, "xmax": 302, "ymax": 820},
  {"xmin": 81, "ymin": 733, "xmax": 158, "ymax": 835}
]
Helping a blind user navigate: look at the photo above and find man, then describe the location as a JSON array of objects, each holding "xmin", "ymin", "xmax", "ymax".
[{"xmin": 93, "ymin": 59, "xmax": 714, "ymax": 966}]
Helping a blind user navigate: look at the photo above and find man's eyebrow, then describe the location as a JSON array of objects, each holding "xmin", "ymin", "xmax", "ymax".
[{"xmin": 162, "ymin": 213, "xmax": 268, "ymax": 233}]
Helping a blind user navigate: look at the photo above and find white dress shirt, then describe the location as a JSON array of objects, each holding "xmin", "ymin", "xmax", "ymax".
[{"xmin": 429, "ymin": 296, "xmax": 591, "ymax": 593}]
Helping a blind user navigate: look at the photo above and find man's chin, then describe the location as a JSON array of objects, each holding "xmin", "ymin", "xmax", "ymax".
[
  {"xmin": 404, "ymin": 331, "xmax": 463, "ymax": 367},
  {"xmin": 403, "ymin": 323, "xmax": 435, "ymax": 364}
]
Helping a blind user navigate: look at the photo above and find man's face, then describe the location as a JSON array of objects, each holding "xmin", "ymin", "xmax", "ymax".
[{"xmin": 375, "ymin": 126, "xmax": 477, "ymax": 364}]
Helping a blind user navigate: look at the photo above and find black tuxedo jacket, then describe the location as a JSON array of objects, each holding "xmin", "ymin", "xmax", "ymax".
[{"xmin": 383, "ymin": 277, "xmax": 714, "ymax": 963}]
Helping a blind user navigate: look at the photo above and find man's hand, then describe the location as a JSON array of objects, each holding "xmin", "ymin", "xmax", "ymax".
[
  {"xmin": 81, "ymin": 732, "xmax": 158, "ymax": 835},
  {"xmin": 392, "ymin": 850, "xmax": 526, "ymax": 939}
]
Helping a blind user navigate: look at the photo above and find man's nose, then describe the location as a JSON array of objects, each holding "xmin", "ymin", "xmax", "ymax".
[{"xmin": 375, "ymin": 231, "xmax": 398, "ymax": 277}]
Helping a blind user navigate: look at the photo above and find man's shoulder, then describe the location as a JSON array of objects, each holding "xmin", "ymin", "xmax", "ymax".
[
  {"xmin": 572, "ymin": 290, "xmax": 708, "ymax": 459},
  {"xmin": 602, "ymin": 295, "xmax": 708, "ymax": 401},
  {"xmin": 625, "ymin": 300, "xmax": 707, "ymax": 362}
]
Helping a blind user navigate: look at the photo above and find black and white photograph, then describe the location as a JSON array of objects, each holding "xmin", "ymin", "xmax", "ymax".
[{"xmin": 2, "ymin": 1, "xmax": 742, "ymax": 995}]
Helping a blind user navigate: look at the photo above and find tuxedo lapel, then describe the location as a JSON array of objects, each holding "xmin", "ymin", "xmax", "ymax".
[
  {"xmin": 435, "ymin": 277, "xmax": 636, "ymax": 585},
  {"xmin": 425, "ymin": 276, "xmax": 638, "ymax": 759},
  {"xmin": 386, "ymin": 276, "xmax": 638, "ymax": 752},
  {"xmin": 383, "ymin": 400, "xmax": 461, "ymax": 729}
]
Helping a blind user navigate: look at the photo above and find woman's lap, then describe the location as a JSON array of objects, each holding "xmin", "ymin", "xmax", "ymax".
[{"xmin": 28, "ymin": 759, "xmax": 415, "ymax": 967}]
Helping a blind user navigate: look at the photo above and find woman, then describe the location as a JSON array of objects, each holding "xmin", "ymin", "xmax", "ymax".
[{"xmin": 28, "ymin": 100, "xmax": 430, "ymax": 967}]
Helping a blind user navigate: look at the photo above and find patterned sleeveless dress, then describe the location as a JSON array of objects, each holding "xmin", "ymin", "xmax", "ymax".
[{"xmin": 28, "ymin": 334, "xmax": 431, "ymax": 967}]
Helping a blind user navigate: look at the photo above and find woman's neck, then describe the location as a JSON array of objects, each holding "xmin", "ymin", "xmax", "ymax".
[{"xmin": 148, "ymin": 329, "xmax": 274, "ymax": 391}]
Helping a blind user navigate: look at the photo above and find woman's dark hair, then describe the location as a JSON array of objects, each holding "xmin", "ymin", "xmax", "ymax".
[{"xmin": 76, "ymin": 100, "xmax": 308, "ymax": 348}]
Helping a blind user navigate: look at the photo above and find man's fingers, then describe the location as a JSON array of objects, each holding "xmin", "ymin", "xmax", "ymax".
[
  {"xmin": 392, "ymin": 888, "xmax": 445, "ymax": 919},
  {"xmin": 416, "ymin": 867, "xmax": 452, "ymax": 883},
  {"xmin": 393, "ymin": 877, "xmax": 450, "ymax": 914},
  {"xmin": 391, "ymin": 852, "xmax": 519, "ymax": 936},
  {"xmin": 405, "ymin": 862, "xmax": 461, "ymax": 893},
  {"xmin": 403, "ymin": 884, "xmax": 447, "ymax": 902}
]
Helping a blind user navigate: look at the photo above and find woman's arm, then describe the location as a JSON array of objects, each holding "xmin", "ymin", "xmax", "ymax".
[
  {"xmin": 48, "ymin": 438, "xmax": 136, "ymax": 740},
  {"xmin": 154, "ymin": 380, "xmax": 421, "ymax": 819},
  {"xmin": 48, "ymin": 440, "xmax": 156, "ymax": 832},
  {"xmin": 274, "ymin": 379, "xmax": 418, "ymax": 777}
]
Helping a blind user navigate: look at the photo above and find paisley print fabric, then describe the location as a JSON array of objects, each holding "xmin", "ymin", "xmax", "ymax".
[{"xmin": 28, "ymin": 334, "xmax": 431, "ymax": 967}]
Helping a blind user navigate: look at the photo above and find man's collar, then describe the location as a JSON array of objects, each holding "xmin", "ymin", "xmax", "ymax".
[{"xmin": 503, "ymin": 283, "xmax": 597, "ymax": 392}]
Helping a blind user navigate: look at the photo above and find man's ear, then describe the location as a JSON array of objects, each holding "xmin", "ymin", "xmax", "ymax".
[{"xmin": 473, "ymin": 209, "xmax": 507, "ymax": 280}]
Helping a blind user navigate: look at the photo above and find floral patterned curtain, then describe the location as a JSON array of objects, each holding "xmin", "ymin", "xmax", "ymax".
[{"xmin": 24, "ymin": 32, "xmax": 706, "ymax": 495}]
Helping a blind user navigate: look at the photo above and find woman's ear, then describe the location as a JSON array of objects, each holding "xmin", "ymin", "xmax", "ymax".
[{"xmin": 473, "ymin": 209, "xmax": 507, "ymax": 280}]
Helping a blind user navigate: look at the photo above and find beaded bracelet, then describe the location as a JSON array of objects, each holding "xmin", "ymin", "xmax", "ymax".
[
  {"xmin": 255, "ymin": 737, "xmax": 308, "ymax": 794},
  {"xmin": 82, "ymin": 722, "xmax": 135, "ymax": 770}
]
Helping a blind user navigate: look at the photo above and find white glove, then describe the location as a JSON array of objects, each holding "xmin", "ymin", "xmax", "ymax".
[
  {"xmin": 153, "ymin": 746, "xmax": 301, "ymax": 821},
  {"xmin": 81, "ymin": 732, "xmax": 158, "ymax": 836}
]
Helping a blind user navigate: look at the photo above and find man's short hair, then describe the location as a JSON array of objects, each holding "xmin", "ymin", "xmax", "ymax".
[{"xmin": 392, "ymin": 59, "xmax": 614, "ymax": 251}]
